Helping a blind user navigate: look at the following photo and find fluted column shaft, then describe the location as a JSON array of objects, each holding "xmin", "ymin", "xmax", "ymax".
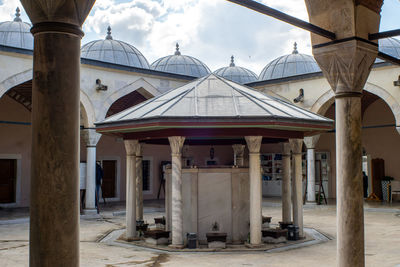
[
  {"xmin": 124, "ymin": 140, "xmax": 138, "ymax": 240},
  {"xmin": 245, "ymin": 136, "xmax": 262, "ymax": 245},
  {"xmin": 282, "ymin": 143, "xmax": 292, "ymax": 223},
  {"xmin": 290, "ymin": 139, "xmax": 304, "ymax": 237},
  {"xmin": 168, "ymin": 136, "xmax": 185, "ymax": 247}
]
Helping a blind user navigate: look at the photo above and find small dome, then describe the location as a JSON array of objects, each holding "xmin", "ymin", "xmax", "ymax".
[
  {"xmin": 214, "ymin": 56, "xmax": 258, "ymax": 84},
  {"xmin": 259, "ymin": 42, "xmax": 320, "ymax": 81},
  {"xmin": 376, "ymin": 38, "xmax": 400, "ymax": 63},
  {"xmin": 0, "ymin": 8, "xmax": 33, "ymax": 50},
  {"xmin": 151, "ymin": 43, "xmax": 211, "ymax": 77},
  {"xmin": 81, "ymin": 26, "xmax": 150, "ymax": 69}
]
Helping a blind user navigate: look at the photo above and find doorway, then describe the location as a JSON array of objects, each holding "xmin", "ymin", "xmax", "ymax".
[
  {"xmin": 0, "ymin": 159, "xmax": 16, "ymax": 203},
  {"xmin": 101, "ymin": 160, "xmax": 117, "ymax": 198}
]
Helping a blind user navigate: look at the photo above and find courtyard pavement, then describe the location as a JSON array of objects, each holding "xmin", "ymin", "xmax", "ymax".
[{"xmin": 0, "ymin": 199, "xmax": 399, "ymax": 267}]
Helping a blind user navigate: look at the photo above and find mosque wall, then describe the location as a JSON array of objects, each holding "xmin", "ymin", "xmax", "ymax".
[
  {"xmin": 0, "ymin": 53, "xmax": 32, "ymax": 97},
  {"xmin": 0, "ymin": 95, "xmax": 31, "ymax": 207}
]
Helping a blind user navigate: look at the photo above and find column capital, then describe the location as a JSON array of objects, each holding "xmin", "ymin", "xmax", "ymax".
[
  {"xmin": 135, "ymin": 143, "xmax": 143, "ymax": 157},
  {"xmin": 304, "ymin": 135, "xmax": 320, "ymax": 149},
  {"xmin": 124, "ymin": 140, "xmax": 139, "ymax": 156},
  {"xmin": 289, "ymin": 139, "xmax": 303, "ymax": 154},
  {"xmin": 245, "ymin": 136, "xmax": 262, "ymax": 153},
  {"xmin": 396, "ymin": 127, "xmax": 400, "ymax": 136},
  {"xmin": 21, "ymin": 0, "xmax": 96, "ymax": 27},
  {"xmin": 312, "ymin": 40, "xmax": 378, "ymax": 95},
  {"xmin": 282, "ymin": 143, "xmax": 291, "ymax": 156},
  {"xmin": 82, "ymin": 129, "xmax": 101, "ymax": 147},
  {"xmin": 168, "ymin": 136, "xmax": 185, "ymax": 155},
  {"xmin": 232, "ymin": 144, "xmax": 245, "ymax": 157}
]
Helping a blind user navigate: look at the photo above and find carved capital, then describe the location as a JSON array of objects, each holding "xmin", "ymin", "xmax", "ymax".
[
  {"xmin": 168, "ymin": 136, "xmax": 185, "ymax": 156},
  {"xmin": 313, "ymin": 40, "xmax": 378, "ymax": 95},
  {"xmin": 232, "ymin": 144, "xmax": 245, "ymax": 157},
  {"xmin": 124, "ymin": 140, "xmax": 139, "ymax": 156},
  {"xmin": 245, "ymin": 136, "xmax": 262, "ymax": 154},
  {"xmin": 82, "ymin": 129, "xmax": 101, "ymax": 147},
  {"xmin": 135, "ymin": 143, "xmax": 143, "ymax": 157},
  {"xmin": 21, "ymin": 0, "xmax": 96, "ymax": 27},
  {"xmin": 289, "ymin": 139, "xmax": 303, "ymax": 154},
  {"xmin": 355, "ymin": 0, "xmax": 383, "ymax": 13},
  {"xmin": 282, "ymin": 143, "xmax": 291, "ymax": 156},
  {"xmin": 304, "ymin": 135, "xmax": 320, "ymax": 149}
]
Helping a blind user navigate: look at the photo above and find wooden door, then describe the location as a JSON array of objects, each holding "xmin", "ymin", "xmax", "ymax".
[
  {"xmin": 101, "ymin": 160, "xmax": 116, "ymax": 198},
  {"xmin": 0, "ymin": 159, "xmax": 16, "ymax": 203}
]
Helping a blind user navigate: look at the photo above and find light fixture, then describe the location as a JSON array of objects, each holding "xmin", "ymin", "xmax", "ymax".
[
  {"xmin": 293, "ymin": 88, "xmax": 304, "ymax": 103},
  {"xmin": 96, "ymin": 79, "xmax": 108, "ymax": 91}
]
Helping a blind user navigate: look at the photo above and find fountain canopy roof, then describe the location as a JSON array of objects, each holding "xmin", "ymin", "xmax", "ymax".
[{"xmin": 96, "ymin": 74, "xmax": 333, "ymax": 140}]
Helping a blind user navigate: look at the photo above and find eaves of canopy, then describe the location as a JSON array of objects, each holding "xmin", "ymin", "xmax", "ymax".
[{"xmin": 95, "ymin": 74, "xmax": 333, "ymax": 144}]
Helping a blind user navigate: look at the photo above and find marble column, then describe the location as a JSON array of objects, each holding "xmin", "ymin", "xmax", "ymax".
[
  {"xmin": 281, "ymin": 143, "xmax": 292, "ymax": 223},
  {"xmin": 22, "ymin": 1, "xmax": 95, "ymax": 265},
  {"xmin": 135, "ymin": 143, "xmax": 143, "ymax": 220},
  {"xmin": 305, "ymin": 2, "xmax": 381, "ymax": 265},
  {"xmin": 168, "ymin": 136, "xmax": 185, "ymax": 247},
  {"xmin": 232, "ymin": 144, "xmax": 245, "ymax": 167},
  {"xmin": 245, "ymin": 136, "xmax": 262, "ymax": 246},
  {"xmin": 83, "ymin": 129, "xmax": 101, "ymax": 214},
  {"xmin": 304, "ymin": 135, "xmax": 320, "ymax": 204},
  {"xmin": 290, "ymin": 139, "xmax": 304, "ymax": 237},
  {"xmin": 312, "ymin": 41, "xmax": 378, "ymax": 267},
  {"xmin": 124, "ymin": 140, "xmax": 138, "ymax": 240}
]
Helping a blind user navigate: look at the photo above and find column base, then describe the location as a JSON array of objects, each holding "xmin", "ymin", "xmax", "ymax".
[
  {"xmin": 168, "ymin": 244, "xmax": 185, "ymax": 249},
  {"xmin": 82, "ymin": 209, "xmax": 100, "ymax": 218},
  {"xmin": 245, "ymin": 242, "xmax": 264, "ymax": 248},
  {"xmin": 305, "ymin": 201, "xmax": 317, "ymax": 206}
]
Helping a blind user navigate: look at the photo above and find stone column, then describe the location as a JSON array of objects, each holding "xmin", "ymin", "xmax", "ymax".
[
  {"xmin": 232, "ymin": 144, "xmax": 245, "ymax": 167},
  {"xmin": 124, "ymin": 140, "xmax": 138, "ymax": 240},
  {"xmin": 305, "ymin": 2, "xmax": 382, "ymax": 265},
  {"xmin": 83, "ymin": 129, "xmax": 101, "ymax": 214},
  {"xmin": 281, "ymin": 143, "xmax": 292, "ymax": 223},
  {"xmin": 135, "ymin": 143, "xmax": 143, "ymax": 220},
  {"xmin": 168, "ymin": 136, "xmax": 185, "ymax": 248},
  {"xmin": 245, "ymin": 136, "xmax": 262, "ymax": 246},
  {"xmin": 304, "ymin": 135, "xmax": 320, "ymax": 204},
  {"xmin": 290, "ymin": 139, "xmax": 304, "ymax": 237},
  {"xmin": 22, "ymin": 1, "xmax": 95, "ymax": 265}
]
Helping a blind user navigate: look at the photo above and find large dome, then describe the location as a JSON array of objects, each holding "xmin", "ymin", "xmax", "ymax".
[
  {"xmin": 214, "ymin": 56, "xmax": 258, "ymax": 84},
  {"xmin": 0, "ymin": 8, "xmax": 33, "ymax": 50},
  {"xmin": 151, "ymin": 44, "xmax": 211, "ymax": 78},
  {"xmin": 259, "ymin": 43, "xmax": 320, "ymax": 81},
  {"xmin": 81, "ymin": 26, "xmax": 150, "ymax": 69},
  {"xmin": 376, "ymin": 37, "xmax": 400, "ymax": 63}
]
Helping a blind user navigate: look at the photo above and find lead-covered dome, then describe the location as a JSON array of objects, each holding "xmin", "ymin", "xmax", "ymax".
[
  {"xmin": 259, "ymin": 43, "xmax": 320, "ymax": 81},
  {"xmin": 151, "ymin": 44, "xmax": 211, "ymax": 77},
  {"xmin": 0, "ymin": 8, "xmax": 33, "ymax": 50},
  {"xmin": 214, "ymin": 56, "xmax": 258, "ymax": 84},
  {"xmin": 81, "ymin": 26, "xmax": 150, "ymax": 69},
  {"xmin": 376, "ymin": 37, "xmax": 400, "ymax": 63}
]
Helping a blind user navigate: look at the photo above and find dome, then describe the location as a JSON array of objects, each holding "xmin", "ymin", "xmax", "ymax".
[
  {"xmin": 151, "ymin": 44, "xmax": 211, "ymax": 77},
  {"xmin": 376, "ymin": 38, "xmax": 400, "ymax": 63},
  {"xmin": 259, "ymin": 43, "xmax": 321, "ymax": 81},
  {"xmin": 214, "ymin": 56, "xmax": 258, "ymax": 84},
  {"xmin": 0, "ymin": 8, "xmax": 33, "ymax": 50},
  {"xmin": 81, "ymin": 26, "xmax": 150, "ymax": 69}
]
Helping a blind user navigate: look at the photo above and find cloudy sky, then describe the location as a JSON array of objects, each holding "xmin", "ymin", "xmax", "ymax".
[{"xmin": 0, "ymin": 0, "xmax": 399, "ymax": 74}]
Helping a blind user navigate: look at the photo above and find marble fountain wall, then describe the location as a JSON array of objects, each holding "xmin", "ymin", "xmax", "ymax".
[{"xmin": 165, "ymin": 167, "xmax": 250, "ymax": 243}]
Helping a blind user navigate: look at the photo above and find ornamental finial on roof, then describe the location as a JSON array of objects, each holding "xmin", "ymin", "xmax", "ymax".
[
  {"xmin": 175, "ymin": 43, "xmax": 181, "ymax": 55},
  {"xmin": 292, "ymin": 42, "xmax": 298, "ymax": 54},
  {"xmin": 14, "ymin": 7, "xmax": 22, "ymax": 22},
  {"xmin": 106, "ymin": 26, "xmax": 113, "ymax": 40},
  {"xmin": 230, "ymin": 55, "xmax": 235, "ymax": 67}
]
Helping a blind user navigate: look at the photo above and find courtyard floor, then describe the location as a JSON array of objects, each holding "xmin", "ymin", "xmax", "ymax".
[{"xmin": 0, "ymin": 198, "xmax": 400, "ymax": 267}]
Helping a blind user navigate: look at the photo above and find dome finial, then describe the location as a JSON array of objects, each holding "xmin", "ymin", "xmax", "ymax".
[
  {"xmin": 230, "ymin": 55, "xmax": 235, "ymax": 67},
  {"xmin": 106, "ymin": 26, "xmax": 113, "ymax": 40},
  {"xmin": 292, "ymin": 42, "xmax": 298, "ymax": 54},
  {"xmin": 14, "ymin": 7, "xmax": 22, "ymax": 22},
  {"xmin": 175, "ymin": 43, "xmax": 181, "ymax": 55}
]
